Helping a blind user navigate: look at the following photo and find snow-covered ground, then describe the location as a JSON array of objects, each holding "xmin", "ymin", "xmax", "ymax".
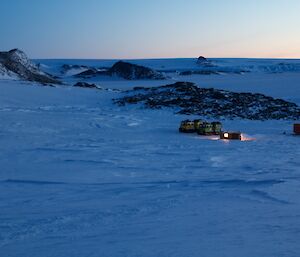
[{"xmin": 0, "ymin": 59, "xmax": 300, "ymax": 257}]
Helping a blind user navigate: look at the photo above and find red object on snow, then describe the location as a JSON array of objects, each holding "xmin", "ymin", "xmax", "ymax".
[
  {"xmin": 294, "ymin": 124, "xmax": 300, "ymax": 135},
  {"xmin": 220, "ymin": 132, "xmax": 242, "ymax": 140}
]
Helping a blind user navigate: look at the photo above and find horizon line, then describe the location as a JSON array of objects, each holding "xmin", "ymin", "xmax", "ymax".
[{"xmin": 32, "ymin": 56, "xmax": 300, "ymax": 61}]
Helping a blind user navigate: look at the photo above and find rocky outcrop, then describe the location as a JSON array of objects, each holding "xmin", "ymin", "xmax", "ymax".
[
  {"xmin": 197, "ymin": 56, "xmax": 208, "ymax": 63},
  {"xmin": 114, "ymin": 82, "xmax": 300, "ymax": 120},
  {"xmin": 73, "ymin": 82, "xmax": 100, "ymax": 89},
  {"xmin": 0, "ymin": 62, "xmax": 17, "ymax": 79},
  {"xmin": 75, "ymin": 68, "xmax": 108, "ymax": 78},
  {"xmin": 61, "ymin": 64, "xmax": 89, "ymax": 74},
  {"xmin": 108, "ymin": 61, "xmax": 165, "ymax": 80},
  {"xmin": 196, "ymin": 55, "xmax": 216, "ymax": 68},
  {"xmin": 74, "ymin": 61, "xmax": 165, "ymax": 80},
  {"xmin": 0, "ymin": 49, "xmax": 61, "ymax": 84}
]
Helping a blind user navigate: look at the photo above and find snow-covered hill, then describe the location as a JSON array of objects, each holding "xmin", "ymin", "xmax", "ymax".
[{"xmin": 0, "ymin": 58, "xmax": 300, "ymax": 257}]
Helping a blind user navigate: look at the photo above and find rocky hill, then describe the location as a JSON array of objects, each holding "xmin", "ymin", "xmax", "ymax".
[
  {"xmin": 197, "ymin": 56, "xmax": 209, "ymax": 64},
  {"xmin": 0, "ymin": 49, "xmax": 61, "ymax": 84},
  {"xmin": 109, "ymin": 61, "xmax": 165, "ymax": 80},
  {"xmin": 0, "ymin": 62, "xmax": 17, "ymax": 79},
  {"xmin": 76, "ymin": 61, "xmax": 165, "ymax": 80},
  {"xmin": 75, "ymin": 68, "xmax": 107, "ymax": 78},
  {"xmin": 114, "ymin": 82, "xmax": 300, "ymax": 120},
  {"xmin": 73, "ymin": 82, "xmax": 100, "ymax": 89}
]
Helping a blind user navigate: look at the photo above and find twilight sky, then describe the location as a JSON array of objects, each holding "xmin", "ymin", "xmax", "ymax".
[{"xmin": 1, "ymin": 0, "xmax": 299, "ymax": 59}]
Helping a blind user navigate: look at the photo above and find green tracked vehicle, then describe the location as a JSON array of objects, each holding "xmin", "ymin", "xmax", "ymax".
[
  {"xmin": 193, "ymin": 119, "xmax": 204, "ymax": 130},
  {"xmin": 212, "ymin": 122, "xmax": 222, "ymax": 135},
  {"xmin": 197, "ymin": 121, "xmax": 222, "ymax": 135},
  {"xmin": 179, "ymin": 119, "xmax": 222, "ymax": 135},
  {"xmin": 197, "ymin": 122, "xmax": 214, "ymax": 135},
  {"xmin": 179, "ymin": 120, "xmax": 196, "ymax": 133}
]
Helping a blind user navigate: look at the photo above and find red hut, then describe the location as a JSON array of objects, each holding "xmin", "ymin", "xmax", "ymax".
[
  {"xmin": 294, "ymin": 124, "xmax": 300, "ymax": 135},
  {"xmin": 220, "ymin": 132, "xmax": 242, "ymax": 140}
]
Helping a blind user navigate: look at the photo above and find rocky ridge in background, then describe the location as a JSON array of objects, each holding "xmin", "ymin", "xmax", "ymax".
[
  {"xmin": 108, "ymin": 61, "xmax": 165, "ymax": 80},
  {"xmin": 76, "ymin": 60, "xmax": 165, "ymax": 80},
  {"xmin": 61, "ymin": 64, "xmax": 89, "ymax": 74}
]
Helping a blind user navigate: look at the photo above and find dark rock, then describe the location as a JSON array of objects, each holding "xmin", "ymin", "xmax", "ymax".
[
  {"xmin": 114, "ymin": 82, "xmax": 300, "ymax": 120},
  {"xmin": 108, "ymin": 61, "xmax": 165, "ymax": 80},
  {"xmin": 63, "ymin": 64, "xmax": 111, "ymax": 78},
  {"xmin": 75, "ymin": 69, "xmax": 98, "ymax": 77},
  {"xmin": 0, "ymin": 49, "xmax": 61, "ymax": 84},
  {"xmin": 196, "ymin": 56, "xmax": 217, "ymax": 68},
  {"xmin": 179, "ymin": 71, "xmax": 193, "ymax": 76},
  {"xmin": 61, "ymin": 64, "xmax": 89, "ymax": 73},
  {"xmin": 197, "ymin": 56, "xmax": 208, "ymax": 63},
  {"xmin": 75, "ymin": 68, "xmax": 109, "ymax": 78},
  {"xmin": 73, "ymin": 61, "xmax": 165, "ymax": 80},
  {"xmin": 73, "ymin": 82, "xmax": 100, "ymax": 89}
]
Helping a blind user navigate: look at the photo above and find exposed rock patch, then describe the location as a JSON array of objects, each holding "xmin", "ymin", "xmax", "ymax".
[
  {"xmin": 75, "ymin": 61, "xmax": 165, "ymax": 80},
  {"xmin": 114, "ymin": 82, "xmax": 300, "ymax": 120},
  {"xmin": 73, "ymin": 82, "xmax": 101, "ymax": 89},
  {"xmin": 75, "ymin": 68, "xmax": 108, "ymax": 78},
  {"xmin": 108, "ymin": 61, "xmax": 165, "ymax": 80},
  {"xmin": 196, "ymin": 56, "xmax": 214, "ymax": 67},
  {"xmin": 61, "ymin": 64, "xmax": 90, "ymax": 74},
  {"xmin": 0, "ymin": 62, "xmax": 17, "ymax": 79},
  {"xmin": 197, "ymin": 56, "xmax": 208, "ymax": 63}
]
